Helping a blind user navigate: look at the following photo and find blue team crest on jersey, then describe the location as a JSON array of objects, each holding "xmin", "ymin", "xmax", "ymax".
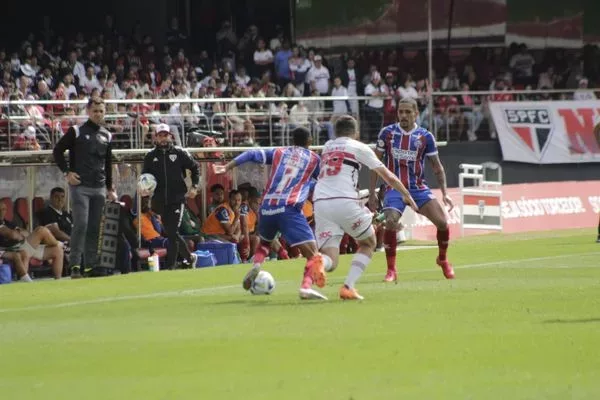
[{"xmin": 413, "ymin": 136, "xmax": 424, "ymax": 150}]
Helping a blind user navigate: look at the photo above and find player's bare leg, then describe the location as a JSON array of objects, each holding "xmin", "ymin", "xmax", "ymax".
[
  {"xmin": 242, "ymin": 239, "xmax": 271, "ymax": 290},
  {"xmin": 296, "ymin": 241, "xmax": 328, "ymax": 300},
  {"xmin": 418, "ymin": 200, "xmax": 455, "ymax": 279},
  {"xmin": 340, "ymin": 231, "xmax": 376, "ymax": 301},
  {"xmin": 596, "ymin": 216, "xmax": 600, "ymax": 243},
  {"xmin": 382, "ymin": 209, "xmax": 402, "ymax": 282}
]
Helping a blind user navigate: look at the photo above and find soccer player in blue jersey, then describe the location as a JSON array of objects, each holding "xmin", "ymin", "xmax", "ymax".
[
  {"xmin": 215, "ymin": 127, "xmax": 331, "ymax": 300},
  {"xmin": 369, "ymin": 98, "xmax": 455, "ymax": 281}
]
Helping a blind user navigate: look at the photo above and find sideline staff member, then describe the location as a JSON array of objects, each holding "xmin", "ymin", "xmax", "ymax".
[
  {"xmin": 53, "ymin": 96, "xmax": 117, "ymax": 278},
  {"xmin": 142, "ymin": 124, "xmax": 200, "ymax": 269}
]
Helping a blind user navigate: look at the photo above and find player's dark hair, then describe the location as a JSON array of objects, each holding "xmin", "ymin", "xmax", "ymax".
[
  {"xmin": 248, "ymin": 188, "xmax": 260, "ymax": 199},
  {"xmin": 50, "ymin": 187, "xmax": 65, "ymax": 196},
  {"xmin": 397, "ymin": 97, "xmax": 418, "ymax": 112},
  {"xmin": 334, "ymin": 115, "xmax": 358, "ymax": 137},
  {"xmin": 210, "ymin": 183, "xmax": 224, "ymax": 193},
  {"xmin": 229, "ymin": 189, "xmax": 241, "ymax": 199},
  {"xmin": 291, "ymin": 126, "xmax": 311, "ymax": 147},
  {"xmin": 86, "ymin": 96, "xmax": 105, "ymax": 108}
]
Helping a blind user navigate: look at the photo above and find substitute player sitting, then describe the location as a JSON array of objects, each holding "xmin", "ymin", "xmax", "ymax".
[
  {"xmin": 369, "ymin": 98, "xmax": 455, "ymax": 281},
  {"xmin": 314, "ymin": 115, "xmax": 417, "ymax": 300}
]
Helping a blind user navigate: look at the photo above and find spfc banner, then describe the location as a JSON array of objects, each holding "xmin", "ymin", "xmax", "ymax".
[{"xmin": 489, "ymin": 100, "xmax": 600, "ymax": 164}]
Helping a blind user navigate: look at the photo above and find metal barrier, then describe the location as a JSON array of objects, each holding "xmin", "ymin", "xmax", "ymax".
[{"xmin": 0, "ymin": 89, "xmax": 583, "ymax": 149}]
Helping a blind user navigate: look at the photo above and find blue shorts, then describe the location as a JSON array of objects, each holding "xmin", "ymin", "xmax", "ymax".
[
  {"xmin": 383, "ymin": 188, "xmax": 436, "ymax": 214},
  {"xmin": 258, "ymin": 206, "xmax": 315, "ymax": 247}
]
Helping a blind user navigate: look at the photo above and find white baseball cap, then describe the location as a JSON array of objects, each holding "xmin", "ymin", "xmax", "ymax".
[{"xmin": 156, "ymin": 123, "xmax": 170, "ymax": 134}]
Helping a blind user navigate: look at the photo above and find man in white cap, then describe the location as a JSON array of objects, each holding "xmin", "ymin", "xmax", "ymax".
[{"xmin": 141, "ymin": 123, "xmax": 200, "ymax": 269}]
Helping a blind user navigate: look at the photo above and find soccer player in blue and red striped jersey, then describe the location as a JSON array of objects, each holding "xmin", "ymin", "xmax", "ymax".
[
  {"xmin": 216, "ymin": 127, "xmax": 331, "ymax": 300},
  {"xmin": 369, "ymin": 98, "xmax": 455, "ymax": 281}
]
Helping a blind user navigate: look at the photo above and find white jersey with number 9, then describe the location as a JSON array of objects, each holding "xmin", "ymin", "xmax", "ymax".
[{"xmin": 313, "ymin": 137, "xmax": 384, "ymax": 201}]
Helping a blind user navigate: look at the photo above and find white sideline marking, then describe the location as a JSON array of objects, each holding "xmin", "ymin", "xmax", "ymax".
[{"xmin": 0, "ymin": 252, "xmax": 598, "ymax": 314}]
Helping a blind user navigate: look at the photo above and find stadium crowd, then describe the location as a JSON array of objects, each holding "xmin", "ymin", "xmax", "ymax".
[
  {"xmin": 1, "ymin": 15, "xmax": 600, "ymax": 149},
  {"xmin": 2, "ymin": 15, "xmax": 600, "ymax": 281}
]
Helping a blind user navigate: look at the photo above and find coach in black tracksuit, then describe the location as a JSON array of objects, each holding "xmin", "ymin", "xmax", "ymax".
[{"xmin": 142, "ymin": 124, "xmax": 200, "ymax": 269}]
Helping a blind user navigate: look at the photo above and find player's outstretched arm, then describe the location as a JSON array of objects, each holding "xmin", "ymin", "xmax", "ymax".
[
  {"xmin": 214, "ymin": 149, "xmax": 274, "ymax": 174},
  {"xmin": 373, "ymin": 166, "xmax": 418, "ymax": 211},
  {"xmin": 368, "ymin": 149, "xmax": 384, "ymax": 210},
  {"xmin": 428, "ymin": 154, "xmax": 454, "ymax": 211}
]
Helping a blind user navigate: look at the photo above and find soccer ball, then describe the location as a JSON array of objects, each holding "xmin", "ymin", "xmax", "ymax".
[
  {"xmin": 138, "ymin": 173, "xmax": 157, "ymax": 193},
  {"xmin": 250, "ymin": 271, "xmax": 276, "ymax": 295}
]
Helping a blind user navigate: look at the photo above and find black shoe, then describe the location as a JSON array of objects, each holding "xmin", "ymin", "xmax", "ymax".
[
  {"xmin": 84, "ymin": 267, "xmax": 112, "ymax": 278},
  {"xmin": 70, "ymin": 265, "xmax": 82, "ymax": 279},
  {"xmin": 596, "ymin": 236, "xmax": 600, "ymax": 243}
]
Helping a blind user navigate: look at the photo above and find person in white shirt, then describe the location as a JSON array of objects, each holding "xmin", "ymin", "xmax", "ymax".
[
  {"xmin": 364, "ymin": 72, "xmax": 386, "ymax": 141},
  {"xmin": 313, "ymin": 115, "xmax": 417, "ymax": 300},
  {"xmin": 289, "ymin": 46, "xmax": 312, "ymax": 95},
  {"xmin": 253, "ymin": 38, "xmax": 274, "ymax": 78},
  {"xmin": 342, "ymin": 58, "xmax": 360, "ymax": 115},
  {"xmin": 79, "ymin": 66, "xmax": 102, "ymax": 95},
  {"xmin": 331, "ymin": 76, "xmax": 349, "ymax": 118},
  {"xmin": 573, "ymin": 78, "xmax": 597, "ymax": 101},
  {"xmin": 306, "ymin": 55, "xmax": 330, "ymax": 96}
]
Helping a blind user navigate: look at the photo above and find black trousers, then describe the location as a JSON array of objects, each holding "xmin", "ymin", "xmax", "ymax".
[{"xmin": 151, "ymin": 200, "xmax": 192, "ymax": 268}]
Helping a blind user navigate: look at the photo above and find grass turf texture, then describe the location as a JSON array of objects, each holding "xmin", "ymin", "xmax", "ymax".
[{"xmin": 1, "ymin": 228, "xmax": 599, "ymax": 399}]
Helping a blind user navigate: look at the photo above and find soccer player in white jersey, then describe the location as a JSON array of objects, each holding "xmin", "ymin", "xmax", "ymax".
[{"xmin": 313, "ymin": 116, "xmax": 418, "ymax": 300}]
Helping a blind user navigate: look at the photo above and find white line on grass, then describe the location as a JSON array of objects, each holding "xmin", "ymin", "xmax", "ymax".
[{"xmin": 0, "ymin": 252, "xmax": 598, "ymax": 314}]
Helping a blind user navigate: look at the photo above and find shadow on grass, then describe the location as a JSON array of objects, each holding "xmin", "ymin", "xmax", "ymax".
[
  {"xmin": 208, "ymin": 298, "xmax": 327, "ymax": 307},
  {"xmin": 543, "ymin": 318, "xmax": 600, "ymax": 324}
]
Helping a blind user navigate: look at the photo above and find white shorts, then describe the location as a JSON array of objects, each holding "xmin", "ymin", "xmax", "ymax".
[
  {"xmin": 314, "ymin": 198, "xmax": 374, "ymax": 249},
  {"xmin": 18, "ymin": 240, "xmax": 45, "ymax": 260}
]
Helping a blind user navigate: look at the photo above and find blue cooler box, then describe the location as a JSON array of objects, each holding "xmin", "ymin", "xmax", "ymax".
[
  {"xmin": 0, "ymin": 264, "xmax": 12, "ymax": 284},
  {"xmin": 193, "ymin": 250, "xmax": 217, "ymax": 268},
  {"xmin": 196, "ymin": 242, "xmax": 240, "ymax": 266}
]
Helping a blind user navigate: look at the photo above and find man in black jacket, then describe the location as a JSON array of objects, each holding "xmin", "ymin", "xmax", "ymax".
[
  {"xmin": 53, "ymin": 96, "xmax": 118, "ymax": 278},
  {"xmin": 142, "ymin": 124, "xmax": 200, "ymax": 269}
]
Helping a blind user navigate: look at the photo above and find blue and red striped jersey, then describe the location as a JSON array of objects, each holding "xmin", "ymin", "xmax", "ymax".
[
  {"xmin": 233, "ymin": 147, "xmax": 320, "ymax": 209},
  {"xmin": 376, "ymin": 123, "xmax": 438, "ymax": 190}
]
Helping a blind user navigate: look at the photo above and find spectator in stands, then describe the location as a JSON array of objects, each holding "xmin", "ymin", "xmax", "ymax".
[
  {"xmin": 202, "ymin": 189, "xmax": 242, "ymax": 243},
  {"xmin": 13, "ymin": 126, "xmax": 41, "ymax": 151},
  {"xmin": 253, "ymin": 38, "xmax": 274, "ymax": 79},
  {"xmin": 363, "ymin": 72, "xmax": 386, "ymax": 141},
  {"xmin": 0, "ymin": 201, "xmax": 64, "ymax": 280},
  {"xmin": 340, "ymin": 58, "xmax": 361, "ymax": 115},
  {"xmin": 457, "ymin": 83, "xmax": 484, "ymax": 142},
  {"xmin": 307, "ymin": 55, "xmax": 330, "ymax": 97},
  {"xmin": 331, "ymin": 76, "xmax": 349, "ymax": 120},
  {"xmin": 38, "ymin": 187, "xmax": 72, "ymax": 243},
  {"xmin": 53, "ymin": 96, "xmax": 118, "ymax": 278},
  {"xmin": 573, "ymin": 78, "xmax": 597, "ymax": 101},
  {"xmin": 441, "ymin": 66, "xmax": 460, "ymax": 91},
  {"xmin": 207, "ymin": 184, "xmax": 225, "ymax": 216},
  {"xmin": 510, "ymin": 44, "xmax": 535, "ymax": 86},
  {"xmin": 216, "ymin": 21, "xmax": 238, "ymax": 60},
  {"xmin": 274, "ymin": 40, "xmax": 292, "ymax": 88},
  {"xmin": 288, "ymin": 45, "xmax": 311, "ymax": 95}
]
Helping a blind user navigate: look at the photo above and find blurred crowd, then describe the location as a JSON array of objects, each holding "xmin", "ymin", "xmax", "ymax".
[{"xmin": 1, "ymin": 14, "xmax": 600, "ymax": 149}]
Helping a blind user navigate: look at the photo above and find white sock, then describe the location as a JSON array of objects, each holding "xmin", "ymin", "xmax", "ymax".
[
  {"xmin": 19, "ymin": 274, "xmax": 33, "ymax": 282},
  {"xmin": 321, "ymin": 254, "xmax": 334, "ymax": 272},
  {"xmin": 344, "ymin": 253, "xmax": 371, "ymax": 288}
]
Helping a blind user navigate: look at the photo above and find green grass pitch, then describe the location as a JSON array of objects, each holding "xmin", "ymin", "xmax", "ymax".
[{"xmin": 1, "ymin": 229, "xmax": 599, "ymax": 399}]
